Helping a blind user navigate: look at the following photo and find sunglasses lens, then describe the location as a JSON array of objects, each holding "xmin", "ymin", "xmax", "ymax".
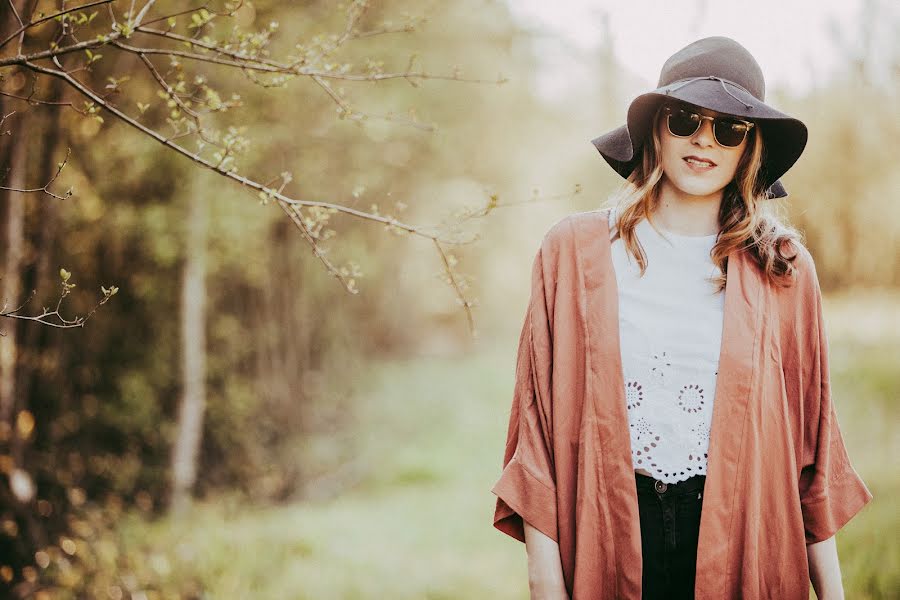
[
  {"xmin": 667, "ymin": 107, "xmax": 751, "ymax": 147},
  {"xmin": 714, "ymin": 120, "xmax": 749, "ymax": 147},
  {"xmin": 667, "ymin": 109, "xmax": 701, "ymax": 136}
]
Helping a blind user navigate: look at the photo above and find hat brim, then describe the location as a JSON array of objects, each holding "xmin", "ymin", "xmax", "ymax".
[{"xmin": 591, "ymin": 79, "xmax": 808, "ymax": 200}]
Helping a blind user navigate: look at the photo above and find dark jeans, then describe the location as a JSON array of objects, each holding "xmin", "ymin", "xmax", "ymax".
[{"xmin": 635, "ymin": 471, "xmax": 706, "ymax": 600}]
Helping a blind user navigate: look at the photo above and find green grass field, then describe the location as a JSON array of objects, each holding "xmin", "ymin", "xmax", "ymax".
[{"xmin": 112, "ymin": 310, "xmax": 897, "ymax": 599}]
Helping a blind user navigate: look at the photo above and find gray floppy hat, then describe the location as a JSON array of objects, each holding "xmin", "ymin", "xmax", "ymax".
[{"xmin": 590, "ymin": 36, "xmax": 808, "ymax": 199}]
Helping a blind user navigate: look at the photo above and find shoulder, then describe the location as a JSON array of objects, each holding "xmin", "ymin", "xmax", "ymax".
[
  {"xmin": 778, "ymin": 237, "xmax": 820, "ymax": 292},
  {"xmin": 772, "ymin": 238, "xmax": 825, "ymax": 329},
  {"xmin": 540, "ymin": 209, "xmax": 611, "ymax": 255},
  {"xmin": 781, "ymin": 237, "xmax": 814, "ymax": 268}
]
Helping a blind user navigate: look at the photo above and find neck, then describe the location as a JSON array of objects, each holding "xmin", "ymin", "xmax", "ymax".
[{"xmin": 652, "ymin": 177, "xmax": 723, "ymax": 236}]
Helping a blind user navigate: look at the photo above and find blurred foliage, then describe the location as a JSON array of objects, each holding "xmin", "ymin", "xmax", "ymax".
[
  {"xmin": 1, "ymin": 0, "xmax": 527, "ymax": 595},
  {"xmin": 0, "ymin": 0, "xmax": 897, "ymax": 597},
  {"xmin": 776, "ymin": 74, "xmax": 900, "ymax": 289}
]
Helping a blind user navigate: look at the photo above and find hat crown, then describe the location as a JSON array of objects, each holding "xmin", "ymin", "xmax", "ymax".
[{"xmin": 657, "ymin": 36, "xmax": 766, "ymax": 101}]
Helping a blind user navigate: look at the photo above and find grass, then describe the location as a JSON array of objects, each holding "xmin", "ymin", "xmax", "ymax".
[{"xmin": 111, "ymin": 307, "xmax": 897, "ymax": 599}]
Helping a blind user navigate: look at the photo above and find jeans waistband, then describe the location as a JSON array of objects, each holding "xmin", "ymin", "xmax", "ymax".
[{"xmin": 635, "ymin": 471, "xmax": 706, "ymax": 496}]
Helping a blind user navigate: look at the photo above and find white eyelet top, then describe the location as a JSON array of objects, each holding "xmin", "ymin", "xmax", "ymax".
[{"xmin": 607, "ymin": 207, "xmax": 724, "ymax": 484}]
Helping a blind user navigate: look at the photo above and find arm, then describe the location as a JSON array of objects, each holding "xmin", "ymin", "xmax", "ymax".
[
  {"xmin": 807, "ymin": 535, "xmax": 844, "ymax": 600},
  {"xmin": 779, "ymin": 243, "xmax": 872, "ymax": 549},
  {"xmin": 492, "ymin": 241, "xmax": 561, "ymax": 544},
  {"xmin": 492, "ymin": 230, "xmax": 569, "ymax": 596},
  {"xmin": 524, "ymin": 520, "xmax": 569, "ymax": 600}
]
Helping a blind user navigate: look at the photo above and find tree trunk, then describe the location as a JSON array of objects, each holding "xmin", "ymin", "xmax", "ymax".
[
  {"xmin": 169, "ymin": 189, "xmax": 208, "ymax": 517},
  {"xmin": 17, "ymin": 74, "xmax": 63, "ymax": 421},
  {"xmin": 0, "ymin": 111, "xmax": 28, "ymax": 426}
]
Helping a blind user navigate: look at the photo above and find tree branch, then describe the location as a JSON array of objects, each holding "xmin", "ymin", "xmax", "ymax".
[
  {"xmin": 0, "ymin": 272, "xmax": 117, "ymax": 329},
  {"xmin": 1, "ymin": 1, "xmax": 491, "ymax": 332},
  {"xmin": 0, "ymin": 0, "xmax": 116, "ymax": 51},
  {"xmin": 0, "ymin": 146, "xmax": 73, "ymax": 201}
]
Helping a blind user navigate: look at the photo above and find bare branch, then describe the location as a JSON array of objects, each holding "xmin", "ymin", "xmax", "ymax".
[
  {"xmin": 310, "ymin": 73, "xmax": 435, "ymax": 131},
  {"xmin": 19, "ymin": 59, "xmax": 459, "ymax": 232},
  {"xmin": 0, "ymin": 0, "xmax": 115, "ymax": 51},
  {"xmin": 3, "ymin": 0, "xmax": 25, "ymax": 56},
  {"xmin": 0, "ymin": 109, "xmax": 15, "ymax": 130},
  {"xmin": 0, "ymin": 89, "xmax": 76, "ymax": 107},
  {"xmin": 17, "ymin": 53, "xmax": 477, "ymax": 306},
  {"xmin": 306, "ymin": 69, "xmax": 507, "ymax": 85},
  {"xmin": 0, "ymin": 34, "xmax": 508, "ymax": 87},
  {"xmin": 319, "ymin": 0, "xmax": 371, "ymax": 59},
  {"xmin": 352, "ymin": 24, "xmax": 418, "ymax": 39},
  {"xmin": 0, "ymin": 147, "xmax": 73, "ymax": 201},
  {"xmin": 0, "ymin": 36, "xmax": 116, "ymax": 67},
  {"xmin": 277, "ymin": 200, "xmax": 357, "ymax": 293},
  {"xmin": 0, "ymin": 273, "xmax": 117, "ymax": 329},
  {"xmin": 128, "ymin": 45, "xmax": 222, "ymax": 147},
  {"xmin": 432, "ymin": 238, "xmax": 476, "ymax": 336},
  {"xmin": 136, "ymin": 0, "xmax": 245, "ymax": 30},
  {"xmin": 131, "ymin": 0, "xmax": 159, "ymax": 29},
  {"xmin": 1, "ymin": 1, "xmax": 488, "ymax": 327}
]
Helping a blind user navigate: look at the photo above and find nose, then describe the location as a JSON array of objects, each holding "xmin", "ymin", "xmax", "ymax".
[{"xmin": 691, "ymin": 118, "xmax": 715, "ymax": 147}]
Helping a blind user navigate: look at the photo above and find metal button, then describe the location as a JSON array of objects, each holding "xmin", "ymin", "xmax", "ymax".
[{"xmin": 655, "ymin": 480, "xmax": 668, "ymax": 493}]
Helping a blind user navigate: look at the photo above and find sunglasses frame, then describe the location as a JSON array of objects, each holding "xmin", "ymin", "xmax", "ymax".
[{"xmin": 662, "ymin": 105, "xmax": 755, "ymax": 148}]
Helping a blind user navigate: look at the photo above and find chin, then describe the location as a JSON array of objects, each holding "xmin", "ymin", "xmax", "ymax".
[
  {"xmin": 672, "ymin": 182, "xmax": 726, "ymax": 197},
  {"xmin": 665, "ymin": 174, "xmax": 730, "ymax": 198}
]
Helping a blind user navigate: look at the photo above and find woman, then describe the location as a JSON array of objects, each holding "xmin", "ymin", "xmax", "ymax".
[{"xmin": 490, "ymin": 37, "xmax": 872, "ymax": 600}]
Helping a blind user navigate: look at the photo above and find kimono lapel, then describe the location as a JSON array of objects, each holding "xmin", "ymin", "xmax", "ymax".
[
  {"xmin": 575, "ymin": 208, "xmax": 763, "ymax": 599},
  {"xmin": 694, "ymin": 236, "xmax": 764, "ymax": 597},
  {"xmin": 577, "ymin": 209, "xmax": 642, "ymax": 598}
]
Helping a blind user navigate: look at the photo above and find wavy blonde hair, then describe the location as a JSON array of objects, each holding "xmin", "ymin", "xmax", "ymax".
[{"xmin": 607, "ymin": 102, "xmax": 802, "ymax": 292}]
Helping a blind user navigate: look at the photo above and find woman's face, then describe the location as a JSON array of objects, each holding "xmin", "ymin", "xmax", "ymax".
[{"xmin": 656, "ymin": 103, "xmax": 748, "ymax": 199}]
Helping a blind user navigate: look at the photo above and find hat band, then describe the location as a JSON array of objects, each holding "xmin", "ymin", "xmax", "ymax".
[{"xmin": 664, "ymin": 76, "xmax": 755, "ymax": 110}]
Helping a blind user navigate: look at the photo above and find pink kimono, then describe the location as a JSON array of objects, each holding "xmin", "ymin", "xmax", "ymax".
[{"xmin": 490, "ymin": 207, "xmax": 873, "ymax": 599}]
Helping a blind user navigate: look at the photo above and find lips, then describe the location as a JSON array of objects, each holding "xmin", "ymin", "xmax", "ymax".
[{"xmin": 683, "ymin": 155, "xmax": 717, "ymax": 168}]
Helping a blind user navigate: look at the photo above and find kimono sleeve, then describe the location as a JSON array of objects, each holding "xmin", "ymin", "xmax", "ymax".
[
  {"xmin": 790, "ymin": 246, "xmax": 873, "ymax": 545},
  {"xmin": 490, "ymin": 244, "xmax": 558, "ymax": 544}
]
